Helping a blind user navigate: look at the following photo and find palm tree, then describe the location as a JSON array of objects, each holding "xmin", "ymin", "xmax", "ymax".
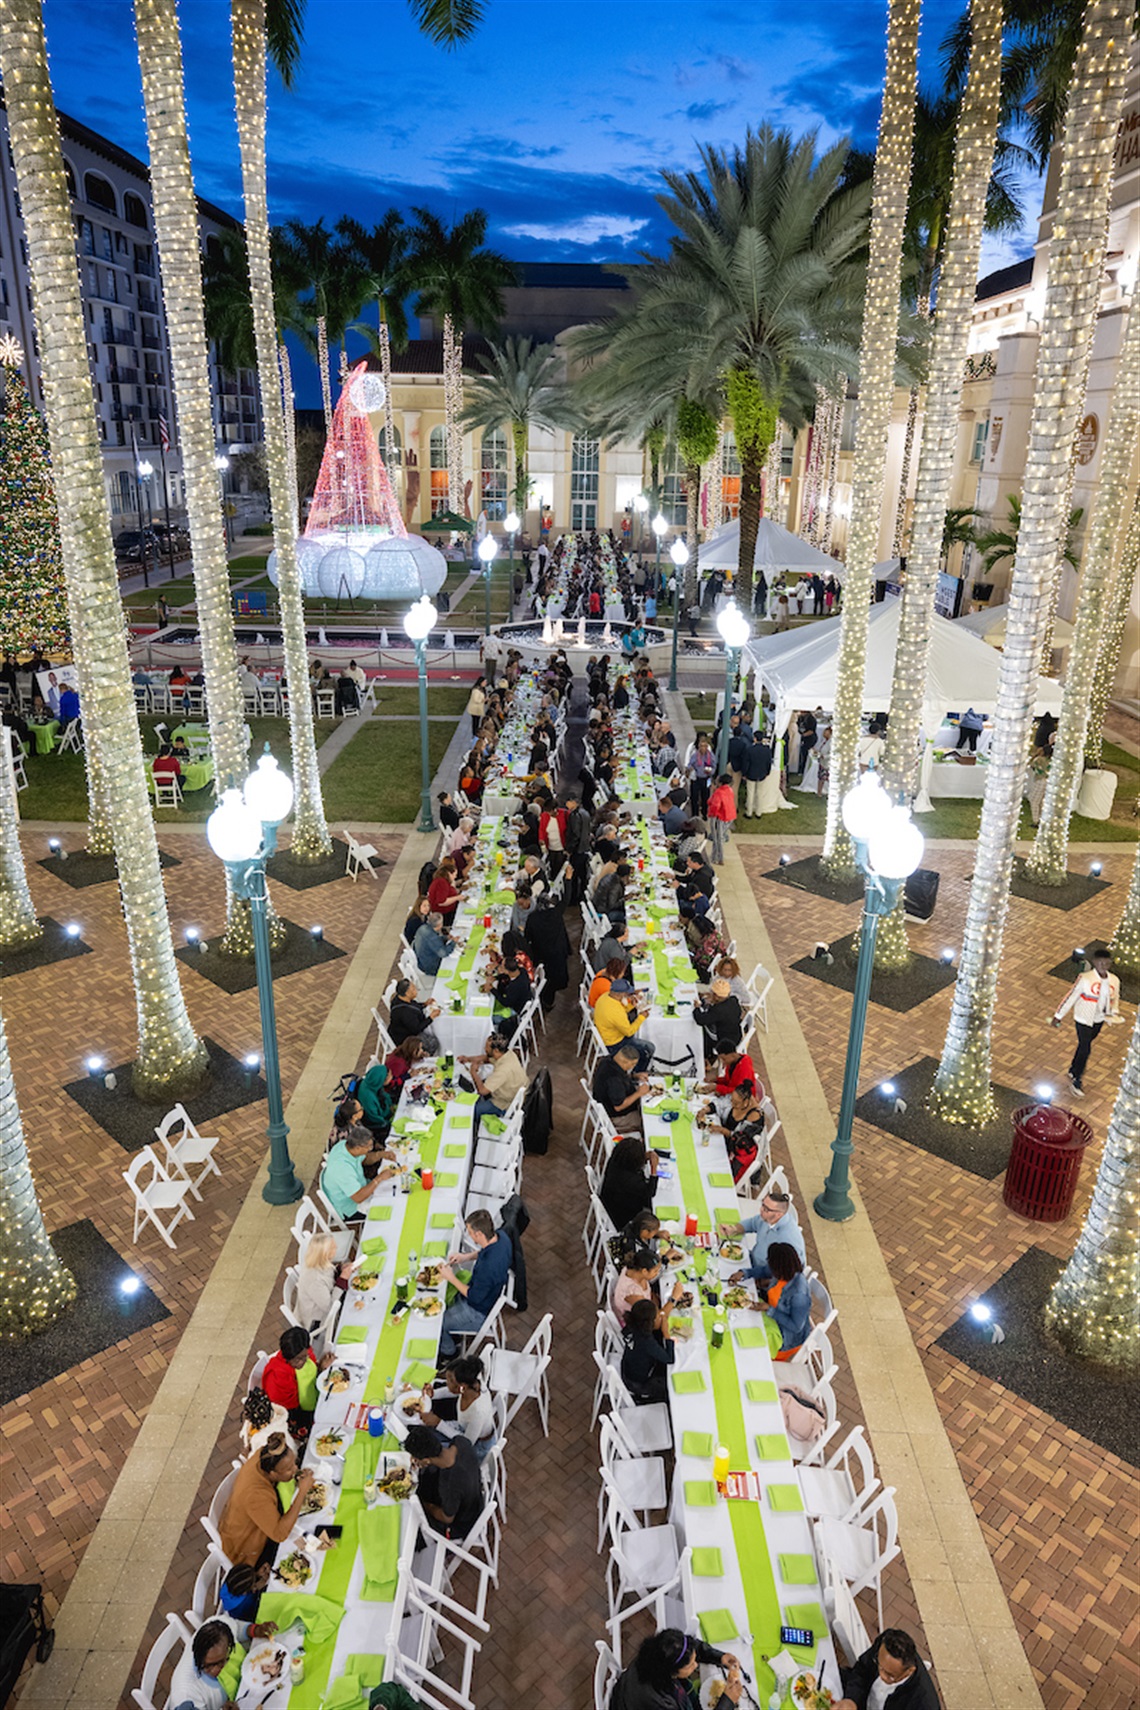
[
  {"xmin": 0, "ymin": 0, "xmax": 206, "ymax": 1098},
  {"xmin": 1025, "ymin": 302, "xmax": 1140, "ymax": 885},
  {"xmin": 941, "ymin": 505, "xmax": 983, "ymax": 563},
  {"xmin": 337, "ymin": 211, "xmax": 410, "ymax": 479},
  {"xmin": 1110, "ymin": 843, "xmax": 1140, "ymax": 974},
  {"xmin": 821, "ymin": 0, "xmax": 922, "ymax": 875},
  {"xmin": 1044, "ymin": 1005, "xmax": 1140, "ymax": 1369},
  {"xmin": 231, "ymin": 0, "xmax": 332, "ymax": 862},
  {"xmin": 0, "ymin": 1005, "xmax": 76, "ymax": 1338},
  {"xmin": 135, "ymin": 0, "xmax": 256, "ymax": 949},
  {"xmin": 976, "ymin": 492, "xmax": 1083, "ymax": 577},
  {"xmin": 277, "ymin": 219, "xmax": 368, "ymax": 428},
  {"xmin": 1086, "ymin": 506, "xmax": 1140, "ymax": 770},
  {"xmin": 461, "ymin": 335, "xmax": 578, "ymax": 520},
  {"xmin": 929, "ymin": 0, "xmax": 1135, "ymax": 1127},
  {"xmin": 406, "ymin": 209, "xmax": 517, "ymax": 517}
]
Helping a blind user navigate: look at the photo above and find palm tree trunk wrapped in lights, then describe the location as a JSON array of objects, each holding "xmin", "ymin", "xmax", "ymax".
[
  {"xmin": 317, "ymin": 314, "xmax": 332, "ymax": 429},
  {"xmin": 232, "ymin": 0, "xmax": 332, "ymax": 863},
  {"xmin": 1110, "ymin": 843, "xmax": 1140, "ymax": 975},
  {"xmin": 135, "ymin": 0, "xmax": 261, "ymax": 947},
  {"xmin": 443, "ymin": 312, "xmax": 464, "ymax": 516},
  {"xmin": 820, "ymin": 0, "xmax": 921, "ymax": 877},
  {"xmin": 279, "ymin": 341, "xmax": 300, "ymax": 535},
  {"xmin": 0, "ymin": 1006, "xmax": 76, "ymax": 1339},
  {"xmin": 820, "ymin": 391, "xmax": 843, "ymax": 554},
  {"xmin": 1026, "ymin": 302, "xmax": 1140, "ymax": 885},
  {"xmin": 1085, "ymin": 506, "xmax": 1140, "ymax": 771},
  {"xmin": 0, "ymin": 0, "xmax": 206, "ymax": 1098},
  {"xmin": 0, "ymin": 745, "xmax": 41, "ymax": 950},
  {"xmin": 876, "ymin": 0, "xmax": 1003, "ymax": 972},
  {"xmin": 929, "ymin": 0, "xmax": 1134, "ymax": 1126},
  {"xmin": 1044, "ymin": 1006, "xmax": 1140, "ymax": 1371},
  {"xmin": 892, "ymin": 382, "xmax": 921, "ymax": 556}
]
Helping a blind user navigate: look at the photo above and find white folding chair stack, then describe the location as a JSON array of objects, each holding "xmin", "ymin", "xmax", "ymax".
[
  {"xmin": 122, "ymin": 1147, "xmax": 194, "ymax": 1248},
  {"xmin": 344, "ymin": 828, "xmax": 380, "ymax": 881},
  {"xmin": 153, "ymin": 1103, "xmax": 222, "ymax": 1200},
  {"xmin": 483, "ymin": 1313, "xmax": 552, "ymax": 1436},
  {"xmin": 131, "ymin": 1614, "xmax": 194, "ymax": 1710}
]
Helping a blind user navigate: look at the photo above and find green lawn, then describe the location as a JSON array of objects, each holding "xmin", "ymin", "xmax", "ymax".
[
  {"xmin": 372, "ymin": 686, "xmax": 469, "ymax": 717},
  {"xmin": 732, "ymin": 780, "xmax": 1138, "ymax": 843},
  {"xmin": 320, "ymin": 718, "xmax": 454, "ymax": 823}
]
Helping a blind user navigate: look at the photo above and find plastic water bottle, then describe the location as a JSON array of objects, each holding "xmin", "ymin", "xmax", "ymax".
[{"xmin": 383, "ymin": 1374, "xmax": 395, "ymax": 1405}]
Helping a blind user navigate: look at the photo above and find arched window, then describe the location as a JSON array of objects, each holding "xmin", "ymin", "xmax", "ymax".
[
  {"xmin": 429, "ymin": 424, "xmax": 448, "ymax": 517},
  {"xmin": 84, "ymin": 172, "xmax": 117, "ymax": 215},
  {"xmin": 379, "ymin": 424, "xmax": 402, "ymax": 468},
  {"xmin": 63, "ymin": 158, "xmax": 77, "ymax": 200},
  {"xmin": 661, "ymin": 441, "xmax": 687, "ymax": 527},
  {"xmin": 721, "ymin": 432, "xmax": 741, "ymax": 521},
  {"xmin": 570, "ymin": 435, "xmax": 599, "ymax": 531},
  {"xmin": 480, "ymin": 427, "xmax": 508, "ymax": 520},
  {"xmin": 123, "ymin": 192, "xmax": 148, "ymax": 230}
]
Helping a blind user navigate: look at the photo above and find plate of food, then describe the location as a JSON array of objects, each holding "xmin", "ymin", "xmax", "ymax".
[
  {"xmin": 718, "ymin": 1240, "xmax": 744, "ymax": 1262},
  {"xmin": 299, "ymin": 1480, "xmax": 331, "ymax": 1517},
  {"xmin": 722, "ymin": 1285, "xmax": 753, "ymax": 1310},
  {"xmin": 318, "ymin": 1362, "xmax": 364, "ymax": 1395},
  {"xmin": 792, "ymin": 1675, "xmax": 833, "ymax": 1708},
  {"xmin": 313, "ymin": 1428, "xmax": 346, "ymax": 1458},
  {"xmin": 394, "ymin": 1387, "xmax": 425, "ymax": 1420},
  {"xmin": 352, "ymin": 1270, "xmax": 380, "ymax": 1292},
  {"xmin": 416, "ymin": 1264, "xmax": 443, "ymax": 1289},
  {"xmin": 374, "ymin": 1466, "xmax": 414, "ymax": 1502},
  {"xmin": 661, "ymin": 1244, "xmax": 687, "ymax": 1267},
  {"xmin": 274, "ymin": 1549, "xmax": 313, "ymax": 1589},
  {"xmin": 412, "ymin": 1294, "xmax": 444, "ymax": 1317},
  {"xmin": 247, "ymin": 1642, "xmax": 289, "ymax": 1687}
]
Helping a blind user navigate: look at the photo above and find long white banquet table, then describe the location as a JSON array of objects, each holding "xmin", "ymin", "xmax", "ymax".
[
  {"xmin": 640, "ymin": 1098, "xmax": 839, "ymax": 1705},
  {"xmin": 234, "ymin": 1077, "xmax": 480, "ymax": 1705}
]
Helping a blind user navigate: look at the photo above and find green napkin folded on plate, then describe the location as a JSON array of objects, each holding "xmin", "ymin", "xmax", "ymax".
[
  {"xmin": 697, "ymin": 1609, "xmax": 738, "ymax": 1645},
  {"xmin": 754, "ymin": 1433, "xmax": 789, "ymax": 1460},
  {"xmin": 405, "ymin": 1338, "xmax": 436, "ymax": 1360},
  {"xmin": 430, "ymin": 1213, "xmax": 455, "ymax": 1229},
  {"xmin": 779, "ymin": 1554, "xmax": 818, "ymax": 1586},
  {"xmin": 358, "ymin": 1502, "xmax": 401, "ymax": 1601},
  {"xmin": 342, "ymin": 1434, "xmax": 383, "ymax": 1490},
  {"xmin": 423, "ymin": 1241, "xmax": 448, "ymax": 1257},
  {"xmin": 706, "ymin": 1172, "xmax": 735, "ymax": 1189},
  {"xmin": 344, "ymin": 1656, "xmax": 386, "ymax": 1690},
  {"xmin": 367, "ymin": 1204, "xmax": 392, "ymax": 1221},
  {"xmin": 336, "ymin": 1325, "xmax": 368, "ymax": 1345},
  {"xmin": 256, "ymin": 1590, "xmax": 344, "ymax": 1645},
  {"xmin": 322, "ymin": 1675, "xmax": 361, "ymax": 1710},
  {"xmin": 733, "ymin": 1325, "xmax": 769, "ymax": 1349},
  {"xmin": 443, "ymin": 1144, "xmax": 466, "ymax": 1158},
  {"xmin": 671, "ymin": 1371, "xmax": 706, "ymax": 1395},
  {"xmin": 402, "ymin": 1360, "xmax": 437, "ymax": 1387},
  {"xmin": 681, "ymin": 1431, "xmax": 714, "ymax": 1457},
  {"xmin": 767, "ymin": 1484, "xmax": 805, "ymax": 1513},
  {"xmin": 434, "ymin": 1172, "xmax": 459, "ymax": 1188},
  {"xmin": 217, "ymin": 1644, "xmax": 246, "ymax": 1698},
  {"xmin": 690, "ymin": 1548, "xmax": 724, "ymax": 1578},
  {"xmin": 745, "ymin": 1379, "xmax": 778, "ymax": 1404},
  {"xmin": 713, "ymin": 1206, "xmax": 741, "ymax": 1224},
  {"xmin": 684, "ymin": 1481, "xmax": 718, "ymax": 1507},
  {"xmin": 655, "ymin": 1205, "xmax": 681, "ymax": 1223},
  {"xmin": 360, "ymin": 1236, "xmax": 387, "ymax": 1256}
]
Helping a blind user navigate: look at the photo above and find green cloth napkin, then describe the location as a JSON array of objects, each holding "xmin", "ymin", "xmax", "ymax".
[
  {"xmin": 697, "ymin": 1609, "xmax": 738, "ymax": 1645},
  {"xmin": 434, "ymin": 1172, "xmax": 459, "ymax": 1188},
  {"xmin": 402, "ymin": 1360, "xmax": 437, "ymax": 1387},
  {"xmin": 322, "ymin": 1675, "xmax": 362, "ymax": 1710},
  {"xmin": 671, "ymin": 1371, "xmax": 706, "ymax": 1395},
  {"xmin": 782, "ymin": 1603, "xmax": 827, "ymax": 1658},
  {"xmin": 655, "ymin": 1205, "xmax": 681, "ymax": 1223},
  {"xmin": 443, "ymin": 1144, "xmax": 466, "ymax": 1158},
  {"xmin": 767, "ymin": 1484, "xmax": 805, "ymax": 1513},
  {"xmin": 779, "ymin": 1555, "xmax": 818, "ymax": 1586},
  {"xmin": 482, "ymin": 1116, "xmax": 506, "ymax": 1135},
  {"xmin": 367, "ymin": 1204, "xmax": 392, "ymax": 1221},
  {"xmin": 684, "ymin": 1481, "xmax": 718, "ymax": 1507},
  {"xmin": 336, "ymin": 1325, "xmax": 369, "ymax": 1345},
  {"xmin": 344, "ymin": 1657, "xmax": 386, "ymax": 1690},
  {"xmin": 358, "ymin": 1502, "xmax": 401, "ymax": 1601},
  {"xmin": 343, "ymin": 1434, "xmax": 383, "ymax": 1490},
  {"xmin": 681, "ymin": 1431, "xmax": 714, "ymax": 1457},
  {"xmin": 296, "ymin": 1358, "xmax": 318, "ymax": 1412},
  {"xmin": 360, "ymin": 1236, "xmax": 387, "ymax": 1256},
  {"xmin": 691, "ymin": 1548, "xmax": 724, "ymax": 1578},
  {"xmin": 745, "ymin": 1380, "xmax": 778, "ymax": 1403},
  {"xmin": 256, "ymin": 1591, "xmax": 343, "ymax": 1645},
  {"xmin": 430, "ymin": 1213, "xmax": 455, "ymax": 1228},
  {"xmin": 734, "ymin": 1325, "xmax": 769, "ymax": 1349},
  {"xmin": 707, "ymin": 1172, "xmax": 735, "ymax": 1189},
  {"xmin": 754, "ymin": 1433, "xmax": 790, "ymax": 1461},
  {"xmin": 217, "ymin": 1644, "xmax": 246, "ymax": 1699},
  {"xmin": 405, "ymin": 1339, "xmax": 436, "ymax": 1360},
  {"xmin": 423, "ymin": 1241, "xmax": 448, "ymax": 1257},
  {"xmin": 713, "ymin": 1206, "xmax": 741, "ymax": 1224}
]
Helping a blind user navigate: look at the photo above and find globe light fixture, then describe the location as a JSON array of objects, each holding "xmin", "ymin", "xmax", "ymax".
[
  {"xmin": 404, "ymin": 597, "xmax": 439, "ymax": 832},
  {"xmin": 206, "ymin": 788, "xmax": 261, "ymax": 865},
  {"xmin": 243, "ymin": 751, "xmax": 294, "ymax": 828},
  {"xmin": 651, "ymin": 512, "xmax": 668, "ymax": 539},
  {"xmin": 504, "ymin": 510, "xmax": 520, "ymax": 534},
  {"xmin": 867, "ymin": 805, "xmax": 924, "ymax": 881},
  {"xmin": 841, "ymin": 770, "xmax": 889, "ymax": 845},
  {"xmin": 668, "ymin": 537, "xmax": 690, "ymax": 691},
  {"xmin": 213, "ymin": 452, "xmax": 230, "ymax": 473},
  {"xmin": 715, "ymin": 602, "xmax": 751, "ymax": 771},
  {"xmin": 137, "ymin": 459, "xmax": 153, "ymax": 480},
  {"xmin": 404, "ymin": 595, "xmax": 438, "ymax": 644}
]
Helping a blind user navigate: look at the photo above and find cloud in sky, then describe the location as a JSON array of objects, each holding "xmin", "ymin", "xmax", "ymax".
[
  {"xmin": 672, "ymin": 99, "xmax": 737, "ymax": 124},
  {"xmin": 503, "ymin": 214, "xmax": 648, "ymax": 246}
]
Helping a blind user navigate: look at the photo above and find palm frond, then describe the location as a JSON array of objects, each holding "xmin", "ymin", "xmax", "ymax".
[
  {"xmin": 406, "ymin": 0, "xmax": 485, "ymax": 47},
  {"xmin": 265, "ymin": 0, "xmax": 306, "ymax": 87}
]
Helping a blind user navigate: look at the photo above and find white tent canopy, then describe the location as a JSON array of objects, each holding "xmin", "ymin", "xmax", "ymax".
[
  {"xmin": 955, "ymin": 602, "xmax": 1075, "ymax": 648},
  {"xmin": 697, "ymin": 516, "xmax": 843, "ymax": 577},
  {"xmin": 742, "ymin": 596, "xmax": 1064, "ymax": 740}
]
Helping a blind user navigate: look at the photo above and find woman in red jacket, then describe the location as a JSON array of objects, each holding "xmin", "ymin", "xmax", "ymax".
[
  {"xmin": 707, "ymin": 771, "xmax": 737, "ymax": 865},
  {"xmin": 427, "ymin": 857, "xmax": 463, "ymax": 926}
]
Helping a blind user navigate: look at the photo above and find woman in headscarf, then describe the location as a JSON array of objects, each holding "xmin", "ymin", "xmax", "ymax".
[{"xmin": 524, "ymin": 891, "xmax": 572, "ymax": 1011}]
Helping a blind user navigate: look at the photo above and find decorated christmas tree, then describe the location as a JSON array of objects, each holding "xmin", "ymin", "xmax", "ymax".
[{"xmin": 0, "ymin": 338, "xmax": 69, "ymax": 656}]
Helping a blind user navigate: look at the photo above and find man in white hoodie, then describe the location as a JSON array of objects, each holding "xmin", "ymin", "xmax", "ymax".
[{"xmin": 1051, "ymin": 945, "xmax": 1122, "ymax": 1096}]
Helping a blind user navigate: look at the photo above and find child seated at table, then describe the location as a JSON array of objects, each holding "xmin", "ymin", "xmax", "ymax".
[{"xmin": 620, "ymin": 1296, "xmax": 675, "ymax": 1405}]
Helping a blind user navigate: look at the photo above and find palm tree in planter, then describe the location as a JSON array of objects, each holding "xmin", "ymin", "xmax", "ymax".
[
  {"xmin": 461, "ymin": 336, "xmax": 580, "ymax": 522},
  {"xmin": 0, "ymin": 1007, "xmax": 76, "ymax": 1338}
]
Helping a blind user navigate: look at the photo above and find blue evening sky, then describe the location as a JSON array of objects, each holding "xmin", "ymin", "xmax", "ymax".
[{"xmin": 41, "ymin": 0, "xmax": 1042, "ymax": 405}]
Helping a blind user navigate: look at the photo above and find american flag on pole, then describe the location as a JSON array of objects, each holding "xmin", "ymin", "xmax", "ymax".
[{"xmin": 158, "ymin": 412, "xmax": 170, "ymax": 452}]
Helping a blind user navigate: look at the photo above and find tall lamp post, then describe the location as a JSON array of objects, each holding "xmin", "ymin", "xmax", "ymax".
[
  {"xmin": 504, "ymin": 510, "xmax": 520, "ymax": 611},
  {"xmin": 633, "ymin": 493, "xmax": 649, "ymax": 558},
  {"xmin": 404, "ymin": 595, "xmax": 438, "ymax": 833},
  {"xmin": 477, "ymin": 533, "xmax": 498, "ymax": 638},
  {"xmin": 814, "ymin": 773, "xmax": 924, "ymax": 1222},
  {"xmin": 667, "ymin": 536, "xmax": 689, "ymax": 692},
  {"xmin": 715, "ymin": 602, "xmax": 751, "ymax": 773},
  {"xmin": 206, "ymin": 753, "xmax": 303, "ymax": 1206},
  {"xmin": 651, "ymin": 511, "xmax": 668, "ymax": 597},
  {"xmin": 136, "ymin": 457, "xmax": 154, "ymax": 589},
  {"xmin": 214, "ymin": 451, "xmax": 232, "ymax": 550}
]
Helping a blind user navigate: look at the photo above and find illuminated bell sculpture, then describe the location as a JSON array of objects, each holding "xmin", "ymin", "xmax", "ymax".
[{"xmin": 268, "ymin": 360, "xmax": 446, "ymax": 601}]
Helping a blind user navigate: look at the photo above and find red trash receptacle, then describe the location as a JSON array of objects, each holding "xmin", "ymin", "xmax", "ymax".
[{"xmin": 1003, "ymin": 1102, "xmax": 1094, "ymax": 1221}]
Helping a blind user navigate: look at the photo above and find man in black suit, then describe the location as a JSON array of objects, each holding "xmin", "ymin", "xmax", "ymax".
[{"xmin": 836, "ymin": 1630, "xmax": 941, "ymax": 1710}]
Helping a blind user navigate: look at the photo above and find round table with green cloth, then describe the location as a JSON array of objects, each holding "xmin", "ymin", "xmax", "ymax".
[
  {"xmin": 27, "ymin": 719, "xmax": 60, "ymax": 754},
  {"xmin": 170, "ymin": 722, "xmax": 210, "ymax": 750},
  {"xmin": 149, "ymin": 756, "xmax": 215, "ymax": 796}
]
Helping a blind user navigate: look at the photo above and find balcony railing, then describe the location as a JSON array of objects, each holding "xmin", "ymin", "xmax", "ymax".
[
  {"xmin": 137, "ymin": 293, "xmax": 159, "ymax": 314},
  {"xmin": 105, "ymin": 323, "xmax": 136, "ymax": 345},
  {"xmin": 141, "ymin": 333, "xmax": 163, "ymax": 350},
  {"xmin": 134, "ymin": 259, "xmax": 156, "ymax": 278},
  {"xmin": 109, "ymin": 366, "xmax": 139, "ymax": 385},
  {"xmin": 144, "ymin": 367, "xmax": 164, "ymax": 385}
]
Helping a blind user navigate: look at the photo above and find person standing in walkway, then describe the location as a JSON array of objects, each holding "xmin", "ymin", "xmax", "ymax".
[
  {"xmin": 707, "ymin": 773, "xmax": 737, "ymax": 864},
  {"xmin": 741, "ymin": 730, "xmax": 773, "ymax": 817},
  {"xmin": 687, "ymin": 733, "xmax": 716, "ymax": 816},
  {"xmin": 1052, "ymin": 945, "xmax": 1121, "ymax": 1097},
  {"xmin": 465, "ymin": 676, "xmax": 486, "ymax": 739}
]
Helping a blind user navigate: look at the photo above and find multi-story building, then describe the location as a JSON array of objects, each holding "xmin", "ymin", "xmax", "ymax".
[{"xmin": 0, "ymin": 100, "xmax": 262, "ymax": 529}]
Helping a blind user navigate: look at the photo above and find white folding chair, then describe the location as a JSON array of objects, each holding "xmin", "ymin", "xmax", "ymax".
[
  {"xmin": 153, "ymin": 1103, "xmax": 221, "ymax": 1200},
  {"xmin": 315, "ymin": 686, "xmax": 336, "ymax": 718},
  {"xmin": 199, "ymin": 1463, "xmax": 241, "ymax": 1569},
  {"xmin": 122, "ymin": 1147, "xmax": 194, "ymax": 1248},
  {"xmin": 243, "ymin": 1348, "xmax": 271, "ymax": 1399},
  {"xmin": 806, "ymin": 1269, "xmax": 834, "ymax": 1323},
  {"xmin": 8, "ymin": 729, "xmax": 27, "ymax": 791},
  {"xmin": 818, "ymin": 1544, "xmax": 873, "ymax": 1664},
  {"xmin": 591, "ymin": 1310, "xmax": 624, "ymax": 1428},
  {"xmin": 131, "ymin": 1614, "xmax": 194, "ymax": 1710},
  {"xmin": 289, "ymin": 1194, "xmax": 352, "ymax": 1261},
  {"xmin": 598, "ymin": 1416, "xmax": 667, "ymax": 1550},
  {"xmin": 184, "ymin": 687, "xmax": 206, "ymax": 718},
  {"xmin": 56, "ymin": 717, "xmax": 82, "ymax": 755},
  {"xmin": 257, "ymin": 685, "xmax": 280, "ymax": 717},
  {"xmin": 600, "ymin": 1468, "xmax": 683, "ymax": 1654},
  {"xmin": 152, "ymin": 771, "xmax": 183, "ymax": 809},
  {"xmin": 459, "ymin": 1287, "xmax": 511, "ymax": 1357},
  {"xmin": 370, "ymin": 1005, "xmax": 396, "ymax": 1059},
  {"xmin": 746, "ymin": 961, "xmax": 774, "ymax": 1031},
  {"xmin": 184, "ymin": 1544, "xmax": 227, "ymax": 1627},
  {"xmin": 814, "ymin": 1487, "xmax": 900, "ymax": 1633},
  {"xmin": 785, "ymin": 1370, "xmax": 841, "ymax": 1467},
  {"xmin": 149, "ymin": 684, "xmax": 172, "ymax": 715},
  {"xmin": 483, "ymin": 1313, "xmax": 552, "ymax": 1435},
  {"xmin": 344, "ymin": 828, "xmax": 380, "ymax": 881},
  {"xmin": 779, "ymin": 1316, "xmax": 838, "ymax": 1392},
  {"xmin": 596, "ymin": 1358, "xmax": 673, "ymax": 1456},
  {"xmin": 584, "ymin": 1191, "xmax": 617, "ymax": 1301},
  {"xmin": 594, "ymin": 1641, "xmax": 621, "ymax": 1710},
  {"xmin": 315, "ymin": 1177, "xmax": 353, "ymax": 1234},
  {"xmin": 798, "ymin": 1424, "xmax": 881, "ymax": 1520}
]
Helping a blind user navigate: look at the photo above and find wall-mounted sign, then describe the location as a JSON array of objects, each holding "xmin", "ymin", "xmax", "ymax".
[{"xmin": 1075, "ymin": 413, "xmax": 1099, "ymax": 466}]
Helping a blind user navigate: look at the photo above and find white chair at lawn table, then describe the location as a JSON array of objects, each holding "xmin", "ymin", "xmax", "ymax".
[
  {"xmin": 483, "ymin": 1312, "xmax": 552, "ymax": 1435},
  {"xmin": 242, "ymin": 686, "xmax": 260, "ymax": 718},
  {"xmin": 314, "ymin": 686, "xmax": 336, "ymax": 719},
  {"xmin": 149, "ymin": 682, "xmax": 173, "ymax": 715},
  {"xmin": 597, "ymin": 1416, "xmax": 668, "ymax": 1551},
  {"xmin": 8, "ymin": 729, "xmax": 27, "ymax": 791},
  {"xmin": 135, "ymin": 683, "xmax": 152, "ymax": 715},
  {"xmin": 184, "ymin": 1542, "xmax": 227, "ymax": 1626},
  {"xmin": 746, "ymin": 959, "xmax": 775, "ymax": 1031},
  {"xmin": 797, "ymin": 1424, "xmax": 881, "ymax": 1521},
  {"xmin": 813, "ymin": 1486, "xmax": 901, "ymax": 1634},
  {"xmin": 344, "ymin": 827, "xmax": 380, "ymax": 881},
  {"xmin": 257, "ymin": 684, "xmax": 280, "ymax": 717},
  {"xmin": 818, "ymin": 1544, "xmax": 873, "ymax": 1664},
  {"xmin": 361, "ymin": 679, "xmax": 379, "ymax": 712},
  {"xmin": 290, "ymin": 1194, "xmax": 353, "ymax": 1262},
  {"xmin": 199, "ymin": 1462, "xmax": 241, "ymax": 1570},
  {"xmin": 315, "ymin": 1176, "xmax": 352, "ymax": 1235},
  {"xmin": 131, "ymin": 1613, "xmax": 194, "ymax": 1710},
  {"xmin": 123, "ymin": 1147, "xmax": 194, "ymax": 1249},
  {"xmin": 596, "ymin": 1357, "xmax": 673, "ymax": 1457},
  {"xmin": 600, "ymin": 1467, "xmax": 685, "ymax": 1653},
  {"xmin": 153, "ymin": 1103, "xmax": 222, "ymax": 1200},
  {"xmin": 56, "ymin": 717, "xmax": 82, "ymax": 755},
  {"xmin": 594, "ymin": 1641, "xmax": 621, "ymax": 1710},
  {"xmin": 184, "ymin": 686, "xmax": 207, "ymax": 719},
  {"xmin": 152, "ymin": 771, "xmax": 182, "ymax": 810}
]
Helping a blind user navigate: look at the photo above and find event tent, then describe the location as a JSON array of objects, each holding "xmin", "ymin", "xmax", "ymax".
[
  {"xmin": 954, "ymin": 602, "xmax": 1075, "ymax": 648},
  {"xmin": 697, "ymin": 516, "xmax": 842, "ymax": 577}
]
